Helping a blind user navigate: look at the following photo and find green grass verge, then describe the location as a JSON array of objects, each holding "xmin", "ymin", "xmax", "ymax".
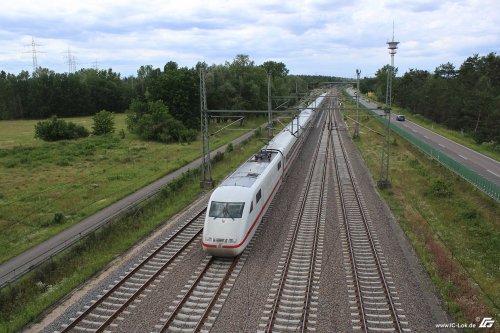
[
  {"xmin": 0, "ymin": 115, "xmax": 268, "ymax": 264},
  {"xmin": 0, "ymin": 130, "xmax": 267, "ymax": 333},
  {"xmin": 363, "ymin": 96, "xmax": 500, "ymax": 161},
  {"xmin": 341, "ymin": 95, "xmax": 500, "ymax": 330}
]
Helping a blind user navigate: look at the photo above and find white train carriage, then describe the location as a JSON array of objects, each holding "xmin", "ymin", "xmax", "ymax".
[
  {"xmin": 202, "ymin": 93, "xmax": 326, "ymax": 257},
  {"xmin": 202, "ymin": 149, "xmax": 284, "ymax": 256}
]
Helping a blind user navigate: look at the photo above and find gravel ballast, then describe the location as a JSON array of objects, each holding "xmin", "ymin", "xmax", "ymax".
[{"xmin": 29, "ymin": 95, "xmax": 453, "ymax": 333}]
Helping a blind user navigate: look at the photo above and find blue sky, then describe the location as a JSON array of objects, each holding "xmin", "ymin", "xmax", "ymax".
[{"xmin": 0, "ymin": 0, "xmax": 498, "ymax": 78}]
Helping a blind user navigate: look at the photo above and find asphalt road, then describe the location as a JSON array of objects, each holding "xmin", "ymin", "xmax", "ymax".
[
  {"xmin": 345, "ymin": 88, "xmax": 500, "ymax": 188},
  {"xmin": 0, "ymin": 128, "xmax": 258, "ymax": 288}
]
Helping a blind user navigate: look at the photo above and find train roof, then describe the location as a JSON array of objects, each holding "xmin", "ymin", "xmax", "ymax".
[
  {"xmin": 220, "ymin": 150, "xmax": 278, "ymax": 188},
  {"xmin": 305, "ymin": 93, "xmax": 326, "ymax": 110},
  {"xmin": 217, "ymin": 93, "xmax": 326, "ymax": 190}
]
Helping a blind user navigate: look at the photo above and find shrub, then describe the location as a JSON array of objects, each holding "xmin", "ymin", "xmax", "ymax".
[
  {"xmin": 430, "ymin": 178, "xmax": 453, "ymax": 198},
  {"xmin": 52, "ymin": 213, "xmax": 66, "ymax": 225},
  {"xmin": 35, "ymin": 116, "xmax": 89, "ymax": 141},
  {"xmin": 126, "ymin": 100, "xmax": 194, "ymax": 143},
  {"xmin": 213, "ymin": 151, "xmax": 224, "ymax": 163},
  {"xmin": 409, "ymin": 158, "xmax": 430, "ymax": 177},
  {"xmin": 67, "ymin": 122, "xmax": 89, "ymax": 138},
  {"xmin": 92, "ymin": 110, "xmax": 115, "ymax": 135},
  {"xmin": 460, "ymin": 207, "xmax": 481, "ymax": 220}
]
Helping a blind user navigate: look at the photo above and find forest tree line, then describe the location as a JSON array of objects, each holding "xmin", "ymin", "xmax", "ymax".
[
  {"xmin": 0, "ymin": 55, "xmax": 337, "ymax": 131},
  {"xmin": 361, "ymin": 52, "xmax": 499, "ymax": 145},
  {"xmin": 2, "ymin": 52, "xmax": 496, "ymax": 145}
]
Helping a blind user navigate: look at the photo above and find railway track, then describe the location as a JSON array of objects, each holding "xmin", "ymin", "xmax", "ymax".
[
  {"xmin": 154, "ymin": 257, "xmax": 237, "ymax": 332},
  {"xmin": 330, "ymin": 97, "xmax": 410, "ymax": 332},
  {"xmin": 57, "ymin": 204, "xmax": 207, "ymax": 333},
  {"xmin": 259, "ymin": 115, "xmax": 330, "ymax": 332},
  {"xmin": 151, "ymin": 99, "xmax": 325, "ymax": 333},
  {"xmin": 51, "ymin": 92, "xmax": 414, "ymax": 333},
  {"xmin": 53, "ymin": 95, "xmax": 322, "ymax": 333},
  {"xmin": 154, "ymin": 228, "xmax": 260, "ymax": 333}
]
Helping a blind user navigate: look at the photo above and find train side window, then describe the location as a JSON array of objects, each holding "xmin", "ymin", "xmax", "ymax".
[
  {"xmin": 277, "ymin": 160, "xmax": 282, "ymax": 171},
  {"xmin": 249, "ymin": 201, "xmax": 253, "ymax": 213},
  {"xmin": 256, "ymin": 189, "xmax": 262, "ymax": 203}
]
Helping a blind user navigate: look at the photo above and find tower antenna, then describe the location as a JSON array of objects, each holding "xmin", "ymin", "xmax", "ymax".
[{"xmin": 378, "ymin": 22, "xmax": 400, "ymax": 188}]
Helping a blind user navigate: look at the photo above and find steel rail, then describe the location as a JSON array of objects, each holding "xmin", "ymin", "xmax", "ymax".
[
  {"xmin": 159, "ymin": 257, "xmax": 215, "ymax": 332},
  {"xmin": 332, "ymin": 103, "xmax": 403, "ymax": 332},
  {"xmin": 62, "ymin": 208, "xmax": 206, "ymax": 333},
  {"xmin": 300, "ymin": 121, "xmax": 330, "ymax": 333},
  {"xmin": 332, "ymin": 137, "xmax": 368, "ymax": 332},
  {"xmin": 158, "ymin": 257, "xmax": 238, "ymax": 333},
  {"xmin": 265, "ymin": 114, "xmax": 327, "ymax": 333},
  {"xmin": 329, "ymin": 93, "xmax": 367, "ymax": 331},
  {"xmin": 193, "ymin": 258, "xmax": 239, "ymax": 332}
]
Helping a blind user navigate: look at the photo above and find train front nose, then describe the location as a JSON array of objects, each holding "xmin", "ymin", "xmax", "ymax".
[
  {"xmin": 203, "ymin": 199, "xmax": 247, "ymax": 256},
  {"xmin": 202, "ymin": 217, "xmax": 243, "ymax": 257}
]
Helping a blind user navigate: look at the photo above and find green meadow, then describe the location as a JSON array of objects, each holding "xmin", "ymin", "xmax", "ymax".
[
  {"xmin": 0, "ymin": 114, "xmax": 268, "ymax": 264},
  {"xmin": 0, "ymin": 128, "xmax": 269, "ymax": 333}
]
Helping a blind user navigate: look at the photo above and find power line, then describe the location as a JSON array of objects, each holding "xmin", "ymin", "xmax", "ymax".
[
  {"xmin": 65, "ymin": 48, "xmax": 77, "ymax": 73},
  {"xmin": 199, "ymin": 65, "xmax": 214, "ymax": 189},
  {"xmin": 24, "ymin": 37, "xmax": 45, "ymax": 75}
]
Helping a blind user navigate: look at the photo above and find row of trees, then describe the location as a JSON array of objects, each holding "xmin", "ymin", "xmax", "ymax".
[
  {"xmin": 2, "ymin": 52, "xmax": 496, "ymax": 145},
  {"xmin": 362, "ymin": 53, "xmax": 499, "ymax": 144},
  {"xmin": 131, "ymin": 55, "xmax": 331, "ymax": 130},
  {"xmin": 1, "ymin": 55, "xmax": 337, "ymax": 141},
  {"xmin": 0, "ymin": 68, "xmax": 132, "ymax": 119},
  {"xmin": 126, "ymin": 55, "xmax": 335, "ymax": 142}
]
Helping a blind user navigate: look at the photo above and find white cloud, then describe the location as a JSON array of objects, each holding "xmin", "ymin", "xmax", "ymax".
[{"xmin": 0, "ymin": 0, "xmax": 498, "ymax": 77}]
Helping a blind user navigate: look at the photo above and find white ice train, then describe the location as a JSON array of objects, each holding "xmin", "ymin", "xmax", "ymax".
[{"xmin": 202, "ymin": 94, "xmax": 326, "ymax": 257}]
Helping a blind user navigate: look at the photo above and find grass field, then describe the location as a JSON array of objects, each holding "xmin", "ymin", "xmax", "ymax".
[
  {"xmin": 0, "ymin": 131, "xmax": 268, "ymax": 333},
  {"xmin": 341, "ymin": 93, "xmax": 499, "ymax": 328},
  {"xmin": 0, "ymin": 114, "xmax": 268, "ymax": 264},
  {"xmin": 0, "ymin": 115, "xmax": 129, "ymax": 149}
]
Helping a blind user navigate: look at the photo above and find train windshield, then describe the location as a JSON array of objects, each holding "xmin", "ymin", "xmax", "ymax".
[{"xmin": 209, "ymin": 201, "xmax": 245, "ymax": 219}]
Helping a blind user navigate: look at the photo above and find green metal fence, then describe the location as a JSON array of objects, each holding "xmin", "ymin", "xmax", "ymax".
[{"xmin": 365, "ymin": 107, "xmax": 500, "ymax": 202}]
